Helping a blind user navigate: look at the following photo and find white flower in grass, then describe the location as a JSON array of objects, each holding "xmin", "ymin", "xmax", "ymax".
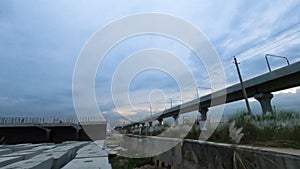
[{"xmin": 229, "ymin": 121, "xmax": 244, "ymax": 144}]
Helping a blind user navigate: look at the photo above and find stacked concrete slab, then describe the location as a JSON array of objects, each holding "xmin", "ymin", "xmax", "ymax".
[
  {"xmin": 0, "ymin": 141, "xmax": 111, "ymax": 169},
  {"xmin": 62, "ymin": 142, "xmax": 112, "ymax": 169}
]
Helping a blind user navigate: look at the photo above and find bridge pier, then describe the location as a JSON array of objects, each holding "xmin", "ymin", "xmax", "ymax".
[
  {"xmin": 141, "ymin": 123, "xmax": 145, "ymax": 135},
  {"xmin": 254, "ymin": 93, "xmax": 273, "ymax": 115},
  {"xmin": 172, "ymin": 115, "xmax": 179, "ymax": 126},
  {"xmin": 198, "ymin": 108, "xmax": 209, "ymax": 121},
  {"xmin": 129, "ymin": 126, "xmax": 133, "ymax": 132},
  {"xmin": 76, "ymin": 128, "xmax": 80, "ymax": 140},
  {"xmin": 158, "ymin": 119, "xmax": 163, "ymax": 125},
  {"xmin": 147, "ymin": 122, "xmax": 153, "ymax": 135}
]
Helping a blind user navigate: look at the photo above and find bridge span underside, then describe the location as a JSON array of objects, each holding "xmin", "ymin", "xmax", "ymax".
[{"xmin": 0, "ymin": 122, "xmax": 107, "ymax": 144}]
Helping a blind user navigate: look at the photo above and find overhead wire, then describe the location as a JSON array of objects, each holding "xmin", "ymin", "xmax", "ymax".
[{"xmin": 166, "ymin": 21, "xmax": 300, "ymax": 102}]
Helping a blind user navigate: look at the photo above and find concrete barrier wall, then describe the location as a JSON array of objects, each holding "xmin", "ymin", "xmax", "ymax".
[
  {"xmin": 179, "ymin": 140, "xmax": 233, "ymax": 169},
  {"xmin": 155, "ymin": 139, "xmax": 300, "ymax": 169},
  {"xmin": 121, "ymin": 135, "xmax": 181, "ymax": 158}
]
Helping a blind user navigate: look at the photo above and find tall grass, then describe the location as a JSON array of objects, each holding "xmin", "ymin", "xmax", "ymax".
[
  {"xmin": 126, "ymin": 111, "xmax": 300, "ymax": 148},
  {"xmin": 208, "ymin": 111, "xmax": 300, "ymax": 148}
]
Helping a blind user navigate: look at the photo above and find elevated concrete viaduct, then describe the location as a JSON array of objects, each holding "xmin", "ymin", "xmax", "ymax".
[{"xmin": 118, "ymin": 60, "xmax": 300, "ymax": 130}]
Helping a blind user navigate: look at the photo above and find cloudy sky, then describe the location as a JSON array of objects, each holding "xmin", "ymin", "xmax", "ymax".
[{"xmin": 1, "ymin": 1, "xmax": 300, "ymax": 125}]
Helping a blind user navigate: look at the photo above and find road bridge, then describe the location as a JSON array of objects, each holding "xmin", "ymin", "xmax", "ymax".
[{"xmin": 0, "ymin": 117, "xmax": 107, "ymax": 144}]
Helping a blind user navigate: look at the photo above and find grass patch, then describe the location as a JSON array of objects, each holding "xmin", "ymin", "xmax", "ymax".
[
  {"xmin": 124, "ymin": 111, "xmax": 300, "ymax": 149},
  {"xmin": 208, "ymin": 111, "xmax": 300, "ymax": 148}
]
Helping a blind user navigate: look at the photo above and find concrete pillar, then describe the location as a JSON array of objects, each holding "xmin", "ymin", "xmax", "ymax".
[
  {"xmin": 75, "ymin": 129, "xmax": 80, "ymax": 140},
  {"xmin": 135, "ymin": 124, "xmax": 140, "ymax": 129},
  {"xmin": 254, "ymin": 93, "xmax": 273, "ymax": 115},
  {"xmin": 173, "ymin": 115, "xmax": 179, "ymax": 126},
  {"xmin": 147, "ymin": 122, "xmax": 153, "ymax": 136},
  {"xmin": 158, "ymin": 119, "xmax": 163, "ymax": 125},
  {"xmin": 199, "ymin": 107, "xmax": 209, "ymax": 121},
  {"xmin": 141, "ymin": 123, "xmax": 145, "ymax": 135},
  {"xmin": 44, "ymin": 128, "xmax": 51, "ymax": 142}
]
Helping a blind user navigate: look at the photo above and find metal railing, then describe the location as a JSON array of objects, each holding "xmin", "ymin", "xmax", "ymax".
[{"xmin": 0, "ymin": 116, "xmax": 104, "ymax": 125}]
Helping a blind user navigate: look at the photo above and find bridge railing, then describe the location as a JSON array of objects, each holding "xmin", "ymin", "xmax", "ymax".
[{"xmin": 0, "ymin": 116, "xmax": 105, "ymax": 125}]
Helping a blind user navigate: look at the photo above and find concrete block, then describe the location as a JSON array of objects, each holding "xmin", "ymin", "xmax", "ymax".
[
  {"xmin": 0, "ymin": 141, "xmax": 111, "ymax": 168},
  {"xmin": 65, "ymin": 141, "xmax": 90, "ymax": 152},
  {"xmin": 75, "ymin": 141, "xmax": 92, "ymax": 148},
  {"xmin": 30, "ymin": 145, "xmax": 57, "ymax": 152},
  {"xmin": 62, "ymin": 141, "xmax": 78, "ymax": 144},
  {"xmin": 76, "ymin": 149, "xmax": 108, "ymax": 159},
  {"xmin": 42, "ymin": 151, "xmax": 71, "ymax": 169},
  {"xmin": 2, "ymin": 154, "xmax": 53, "ymax": 169},
  {"xmin": 45, "ymin": 145, "xmax": 76, "ymax": 153},
  {"xmin": 76, "ymin": 144, "xmax": 108, "ymax": 159},
  {"xmin": 45, "ymin": 145, "xmax": 78, "ymax": 160},
  {"xmin": 0, "ymin": 148, "xmax": 13, "ymax": 155},
  {"xmin": 62, "ymin": 157, "xmax": 111, "ymax": 169},
  {"xmin": 7, "ymin": 144, "xmax": 39, "ymax": 152},
  {"xmin": 2, "ymin": 150, "xmax": 40, "ymax": 160},
  {"xmin": 0, "ymin": 156, "xmax": 23, "ymax": 167}
]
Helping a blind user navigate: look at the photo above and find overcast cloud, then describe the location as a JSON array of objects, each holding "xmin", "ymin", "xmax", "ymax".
[{"xmin": 0, "ymin": 1, "xmax": 300, "ymax": 124}]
